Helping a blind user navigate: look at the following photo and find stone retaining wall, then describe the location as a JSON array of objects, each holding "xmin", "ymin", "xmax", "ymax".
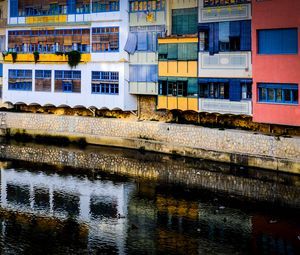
[
  {"xmin": 1, "ymin": 112, "xmax": 300, "ymax": 173},
  {"xmin": 1, "ymin": 143, "xmax": 300, "ymax": 209}
]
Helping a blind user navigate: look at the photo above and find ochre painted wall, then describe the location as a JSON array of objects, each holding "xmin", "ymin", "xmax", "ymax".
[
  {"xmin": 158, "ymin": 61, "xmax": 198, "ymax": 77},
  {"xmin": 252, "ymin": 0, "xmax": 300, "ymax": 126}
]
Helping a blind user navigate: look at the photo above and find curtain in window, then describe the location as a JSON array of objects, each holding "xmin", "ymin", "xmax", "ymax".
[
  {"xmin": 129, "ymin": 65, "xmax": 158, "ymax": 82},
  {"xmin": 10, "ymin": 0, "xmax": 19, "ymax": 17},
  {"xmin": 168, "ymin": 44, "xmax": 178, "ymax": 59},
  {"xmin": 229, "ymin": 21, "xmax": 241, "ymax": 37},
  {"xmin": 67, "ymin": 0, "xmax": 76, "ymax": 14},
  {"xmin": 209, "ymin": 23, "xmax": 219, "ymax": 55},
  {"xmin": 187, "ymin": 78, "xmax": 198, "ymax": 96},
  {"xmin": 219, "ymin": 22, "xmax": 230, "ymax": 42},
  {"xmin": 229, "ymin": 79, "xmax": 241, "ymax": 101},
  {"xmin": 124, "ymin": 33, "xmax": 137, "ymax": 54},
  {"xmin": 137, "ymin": 32, "xmax": 148, "ymax": 51},
  {"xmin": 240, "ymin": 20, "xmax": 251, "ymax": 51}
]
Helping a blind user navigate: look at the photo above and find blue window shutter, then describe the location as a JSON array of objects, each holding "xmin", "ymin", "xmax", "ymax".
[
  {"xmin": 240, "ymin": 20, "xmax": 251, "ymax": 51},
  {"xmin": 150, "ymin": 65, "xmax": 158, "ymax": 82},
  {"xmin": 230, "ymin": 21, "xmax": 241, "ymax": 37},
  {"xmin": 209, "ymin": 23, "xmax": 214, "ymax": 55},
  {"xmin": 258, "ymin": 28, "xmax": 297, "ymax": 54},
  {"xmin": 219, "ymin": 22, "xmax": 230, "ymax": 42},
  {"xmin": 67, "ymin": 0, "xmax": 76, "ymax": 14},
  {"xmin": 213, "ymin": 23, "xmax": 219, "ymax": 54},
  {"xmin": 137, "ymin": 32, "xmax": 148, "ymax": 51},
  {"xmin": 229, "ymin": 79, "xmax": 241, "ymax": 101},
  {"xmin": 0, "ymin": 64, "xmax": 2, "ymax": 77},
  {"xmin": 282, "ymin": 29, "xmax": 298, "ymax": 54},
  {"xmin": 10, "ymin": 0, "xmax": 18, "ymax": 17},
  {"xmin": 124, "ymin": 33, "xmax": 137, "ymax": 54},
  {"xmin": 129, "ymin": 66, "xmax": 136, "ymax": 82}
]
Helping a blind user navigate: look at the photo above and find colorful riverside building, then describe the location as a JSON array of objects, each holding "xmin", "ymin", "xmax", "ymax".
[
  {"xmin": 156, "ymin": 0, "xmax": 199, "ymax": 111},
  {"xmin": 2, "ymin": 0, "xmax": 136, "ymax": 111},
  {"xmin": 197, "ymin": 0, "xmax": 252, "ymax": 115},
  {"xmin": 0, "ymin": 0, "xmax": 7, "ymax": 103},
  {"xmin": 252, "ymin": 0, "xmax": 300, "ymax": 126}
]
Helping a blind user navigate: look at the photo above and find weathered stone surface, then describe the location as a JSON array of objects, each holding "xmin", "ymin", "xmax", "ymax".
[
  {"xmin": 1, "ymin": 143, "xmax": 300, "ymax": 209},
  {"xmin": 1, "ymin": 112, "xmax": 299, "ymax": 173}
]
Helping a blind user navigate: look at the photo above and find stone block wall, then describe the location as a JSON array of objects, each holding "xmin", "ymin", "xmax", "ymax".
[{"xmin": 1, "ymin": 112, "xmax": 300, "ymax": 173}]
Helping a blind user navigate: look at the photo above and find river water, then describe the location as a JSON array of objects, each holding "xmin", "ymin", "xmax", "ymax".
[{"xmin": 0, "ymin": 142, "xmax": 299, "ymax": 254}]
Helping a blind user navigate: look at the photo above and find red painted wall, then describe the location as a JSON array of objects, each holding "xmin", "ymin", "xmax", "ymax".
[{"xmin": 252, "ymin": 0, "xmax": 300, "ymax": 126}]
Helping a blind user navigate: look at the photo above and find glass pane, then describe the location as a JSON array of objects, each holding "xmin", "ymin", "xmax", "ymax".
[
  {"xmin": 292, "ymin": 90, "xmax": 298, "ymax": 103},
  {"xmin": 267, "ymin": 88, "xmax": 275, "ymax": 101},
  {"xmin": 276, "ymin": 89, "xmax": 282, "ymax": 102},
  {"xmin": 283, "ymin": 89, "xmax": 291, "ymax": 102}
]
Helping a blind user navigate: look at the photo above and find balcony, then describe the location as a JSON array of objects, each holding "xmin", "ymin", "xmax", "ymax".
[
  {"xmin": 198, "ymin": 52, "xmax": 252, "ymax": 78},
  {"xmin": 199, "ymin": 3, "xmax": 251, "ymax": 23},
  {"xmin": 3, "ymin": 53, "xmax": 91, "ymax": 63},
  {"xmin": 129, "ymin": 82, "xmax": 158, "ymax": 95},
  {"xmin": 199, "ymin": 98, "xmax": 252, "ymax": 115},
  {"xmin": 157, "ymin": 96, "xmax": 198, "ymax": 112}
]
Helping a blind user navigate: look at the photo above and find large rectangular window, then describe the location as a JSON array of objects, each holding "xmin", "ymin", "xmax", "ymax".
[
  {"xmin": 158, "ymin": 43, "xmax": 198, "ymax": 60},
  {"xmin": 8, "ymin": 28, "xmax": 90, "ymax": 53},
  {"xmin": 130, "ymin": 65, "xmax": 157, "ymax": 82},
  {"xmin": 258, "ymin": 83, "xmax": 298, "ymax": 105},
  {"xmin": 129, "ymin": 0, "xmax": 165, "ymax": 12},
  {"xmin": 8, "ymin": 69, "xmax": 32, "ymax": 91},
  {"xmin": 130, "ymin": 26, "xmax": 165, "ymax": 52},
  {"xmin": 92, "ymin": 27, "xmax": 119, "ymax": 52},
  {"xmin": 54, "ymin": 70, "xmax": 81, "ymax": 93},
  {"xmin": 258, "ymin": 28, "xmax": 298, "ymax": 54},
  {"xmin": 200, "ymin": 82, "xmax": 229, "ymax": 99},
  {"xmin": 159, "ymin": 78, "xmax": 198, "ymax": 97},
  {"xmin": 91, "ymin": 71, "xmax": 119, "ymax": 95},
  {"xmin": 199, "ymin": 20, "xmax": 251, "ymax": 54},
  {"xmin": 172, "ymin": 8, "xmax": 198, "ymax": 35},
  {"xmin": 35, "ymin": 70, "xmax": 51, "ymax": 92}
]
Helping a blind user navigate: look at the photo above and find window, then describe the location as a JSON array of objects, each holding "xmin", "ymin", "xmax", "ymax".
[
  {"xmin": 258, "ymin": 83, "xmax": 298, "ymax": 104},
  {"xmin": 199, "ymin": 20, "xmax": 251, "ymax": 54},
  {"xmin": 129, "ymin": 0, "xmax": 165, "ymax": 12},
  {"xmin": 8, "ymin": 28, "xmax": 90, "ymax": 54},
  {"xmin": 158, "ymin": 43, "xmax": 198, "ymax": 60},
  {"xmin": 130, "ymin": 26, "xmax": 165, "ymax": 52},
  {"xmin": 91, "ymin": 71, "xmax": 119, "ymax": 95},
  {"xmin": 54, "ymin": 71, "xmax": 81, "ymax": 93},
  {"xmin": 129, "ymin": 65, "xmax": 158, "ymax": 82},
  {"xmin": 200, "ymin": 82, "xmax": 229, "ymax": 99},
  {"xmin": 92, "ymin": 0, "xmax": 119, "ymax": 12},
  {"xmin": 258, "ymin": 28, "xmax": 298, "ymax": 54},
  {"xmin": 241, "ymin": 80, "xmax": 252, "ymax": 99},
  {"xmin": 8, "ymin": 69, "xmax": 32, "ymax": 91},
  {"xmin": 35, "ymin": 70, "xmax": 51, "ymax": 92},
  {"xmin": 63, "ymin": 82, "xmax": 73, "ymax": 92},
  {"xmin": 203, "ymin": 0, "xmax": 251, "ymax": 7},
  {"xmin": 172, "ymin": 8, "xmax": 198, "ymax": 35},
  {"xmin": 92, "ymin": 27, "xmax": 119, "ymax": 52},
  {"xmin": 35, "ymin": 70, "xmax": 51, "ymax": 79},
  {"xmin": 159, "ymin": 78, "xmax": 198, "ymax": 97}
]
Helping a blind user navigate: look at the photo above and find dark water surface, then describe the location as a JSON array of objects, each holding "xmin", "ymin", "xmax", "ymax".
[{"xmin": 0, "ymin": 145, "xmax": 299, "ymax": 254}]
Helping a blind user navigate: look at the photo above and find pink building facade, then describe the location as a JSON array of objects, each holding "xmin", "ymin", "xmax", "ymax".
[{"xmin": 252, "ymin": 0, "xmax": 300, "ymax": 126}]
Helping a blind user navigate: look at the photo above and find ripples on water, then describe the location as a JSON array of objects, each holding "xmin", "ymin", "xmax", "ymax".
[{"xmin": 0, "ymin": 159, "xmax": 299, "ymax": 254}]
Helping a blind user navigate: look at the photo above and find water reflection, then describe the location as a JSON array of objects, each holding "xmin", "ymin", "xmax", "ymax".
[{"xmin": 0, "ymin": 162, "xmax": 299, "ymax": 254}]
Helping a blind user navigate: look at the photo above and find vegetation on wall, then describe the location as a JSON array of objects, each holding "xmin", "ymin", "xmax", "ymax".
[
  {"xmin": 64, "ymin": 51, "xmax": 81, "ymax": 68},
  {"xmin": 33, "ymin": 51, "xmax": 39, "ymax": 64},
  {"xmin": 2, "ymin": 51, "xmax": 17, "ymax": 63}
]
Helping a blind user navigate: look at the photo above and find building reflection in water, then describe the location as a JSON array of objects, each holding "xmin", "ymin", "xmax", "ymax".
[
  {"xmin": 0, "ymin": 167, "xmax": 133, "ymax": 254},
  {"xmin": 0, "ymin": 163, "xmax": 299, "ymax": 254}
]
